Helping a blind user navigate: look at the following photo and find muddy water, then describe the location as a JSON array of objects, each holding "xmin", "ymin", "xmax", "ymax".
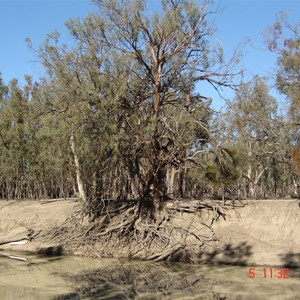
[{"xmin": 0, "ymin": 252, "xmax": 299, "ymax": 300}]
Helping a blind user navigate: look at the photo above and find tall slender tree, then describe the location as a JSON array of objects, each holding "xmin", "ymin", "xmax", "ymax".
[
  {"xmin": 265, "ymin": 14, "xmax": 300, "ymax": 193},
  {"xmin": 222, "ymin": 76, "xmax": 283, "ymax": 198}
]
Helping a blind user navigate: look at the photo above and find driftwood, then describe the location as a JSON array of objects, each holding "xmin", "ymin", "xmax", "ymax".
[
  {"xmin": 146, "ymin": 243, "xmax": 185, "ymax": 261},
  {"xmin": 0, "ymin": 236, "xmax": 29, "ymax": 246},
  {"xmin": 0, "ymin": 230, "xmax": 40, "ymax": 246},
  {"xmin": 0, "ymin": 252, "xmax": 28, "ymax": 261}
]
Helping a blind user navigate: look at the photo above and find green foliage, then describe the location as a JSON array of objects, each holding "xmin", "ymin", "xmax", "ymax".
[
  {"xmin": 6, "ymin": 1, "xmax": 288, "ymax": 207},
  {"xmin": 23, "ymin": 0, "xmax": 242, "ymax": 210},
  {"xmin": 205, "ymin": 147, "xmax": 239, "ymax": 191},
  {"xmin": 1, "ymin": 1, "xmax": 299, "ymax": 205},
  {"xmin": 265, "ymin": 14, "xmax": 300, "ymax": 124},
  {"xmin": 217, "ymin": 74, "xmax": 296, "ymax": 198}
]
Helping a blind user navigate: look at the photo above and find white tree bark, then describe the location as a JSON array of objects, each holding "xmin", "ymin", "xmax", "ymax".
[
  {"xmin": 166, "ymin": 166, "xmax": 176, "ymax": 196},
  {"xmin": 69, "ymin": 131, "xmax": 87, "ymax": 203}
]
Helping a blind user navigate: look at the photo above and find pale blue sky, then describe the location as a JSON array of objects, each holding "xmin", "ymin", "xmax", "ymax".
[{"xmin": 0, "ymin": 0, "xmax": 299, "ymax": 109}]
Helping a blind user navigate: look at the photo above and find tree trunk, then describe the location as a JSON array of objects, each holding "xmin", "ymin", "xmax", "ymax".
[
  {"xmin": 91, "ymin": 170, "xmax": 97, "ymax": 201},
  {"xmin": 248, "ymin": 181, "xmax": 255, "ymax": 199},
  {"xmin": 150, "ymin": 168, "xmax": 167, "ymax": 224},
  {"xmin": 69, "ymin": 131, "xmax": 87, "ymax": 203},
  {"xmin": 179, "ymin": 166, "xmax": 187, "ymax": 198},
  {"xmin": 166, "ymin": 166, "xmax": 176, "ymax": 196}
]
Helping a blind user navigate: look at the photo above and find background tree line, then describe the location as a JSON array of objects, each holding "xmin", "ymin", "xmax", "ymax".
[{"xmin": 0, "ymin": 0, "xmax": 299, "ymax": 214}]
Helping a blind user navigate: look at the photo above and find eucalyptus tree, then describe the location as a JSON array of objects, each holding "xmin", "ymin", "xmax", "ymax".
[
  {"xmin": 222, "ymin": 76, "xmax": 290, "ymax": 198},
  {"xmin": 265, "ymin": 14, "xmax": 300, "ymax": 194},
  {"xmin": 33, "ymin": 28, "xmax": 126, "ymax": 212},
  {"xmin": 265, "ymin": 14, "xmax": 300, "ymax": 125},
  {"xmin": 0, "ymin": 75, "xmax": 8, "ymax": 198},
  {"xmin": 35, "ymin": 0, "xmax": 241, "ymax": 234},
  {"xmin": 0, "ymin": 77, "xmax": 42, "ymax": 198},
  {"xmin": 0, "ymin": 78, "xmax": 28, "ymax": 198},
  {"xmin": 0, "ymin": 74, "xmax": 7, "ymax": 100}
]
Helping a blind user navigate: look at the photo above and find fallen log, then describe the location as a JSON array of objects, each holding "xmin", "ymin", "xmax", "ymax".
[
  {"xmin": 0, "ymin": 230, "xmax": 40, "ymax": 246},
  {"xmin": 0, "ymin": 236, "xmax": 29, "ymax": 246},
  {"xmin": 0, "ymin": 252, "xmax": 28, "ymax": 261}
]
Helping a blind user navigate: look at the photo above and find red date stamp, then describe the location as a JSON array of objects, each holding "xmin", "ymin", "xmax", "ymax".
[{"xmin": 248, "ymin": 268, "xmax": 289, "ymax": 279}]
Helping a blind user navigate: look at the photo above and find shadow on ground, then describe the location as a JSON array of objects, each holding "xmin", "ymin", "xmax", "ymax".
[
  {"xmin": 50, "ymin": 261, "xmax": 232, "ymax": 300},
  {"xmin": 197, "ymin": 241, "xmax": 253, "ymax": 266},
  {"xmin": 281, "ymin": 251, "xmax": 300, "ymax": 269},
  {"xmin": 50, "ymin": 243, "xmax": 253, "ymax": 300}
]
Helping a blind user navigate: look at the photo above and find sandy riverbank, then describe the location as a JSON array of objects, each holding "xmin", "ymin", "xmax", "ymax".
[{"xmin": 0, "ymin": 198, "xmax": 299, "ymax": 267}]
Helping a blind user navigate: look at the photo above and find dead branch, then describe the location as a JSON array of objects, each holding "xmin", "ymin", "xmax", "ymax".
[
  {"xmin": 95, "ymin": 205, "xmax": 139, "ymax": 237},
  {"xmin": 146, "ymin": 243, "xmax": 185, "ymax": 261},
  {"xmin": 0, "ymin": 230, "xmax": 39, "ymax": 246},
  {"xmin": 0, "ymin": 236, "xmax": 30, "ymax": 246},
  {"xmin": 166, "ymin": 201, "xmax": 226, "ymax": 222}
]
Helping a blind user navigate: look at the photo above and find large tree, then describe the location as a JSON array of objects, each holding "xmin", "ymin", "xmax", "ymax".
[
  {"xmin": 36, "ymin": 0, "xmax": 240, "ymax": 217},
  {"xmin": 265, "ymin": 14, "xmax": 300, "ymax": 192},
  {"xmin": 27, "ymin": 0, "xmax": 242, "ymax": 260},
  {"xmin": 222, "ymin": 76, "xmax": 287, "ymax": 198},
  {"xmin": 265, "ymin": 13, "xmax": 300, "ymax": 121}
]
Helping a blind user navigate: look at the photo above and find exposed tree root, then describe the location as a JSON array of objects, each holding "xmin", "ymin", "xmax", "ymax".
[
  {"xmin": 146, "ymin": 243, "xmax": 185, "ymax": 261},
  {"xmin": 43, "ymin": 199, "xmax": 227, "ymax": 262},
  {"xmin": 85, "ymin": 199, "xmax": 226, "ymax": 261}
]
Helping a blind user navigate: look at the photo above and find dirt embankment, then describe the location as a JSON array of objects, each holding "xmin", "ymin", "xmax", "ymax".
[
  {"xmin": 210, "ymin": 199, "xmax": 300, "ymax": 267},
  {"xmin": 0, "ymin": 198, "xmax": 299, "ymax": 267},
  {"xmin": 0, "ymin": 199, "xmax": 79, "ymax": 254}
]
